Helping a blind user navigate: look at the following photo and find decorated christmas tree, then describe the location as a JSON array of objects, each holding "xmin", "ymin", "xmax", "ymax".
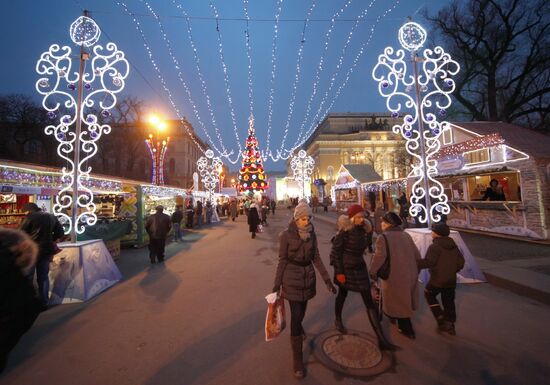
[{"xmin": 238, "ymin": 115, "xmax": 268, "ymax": 193}]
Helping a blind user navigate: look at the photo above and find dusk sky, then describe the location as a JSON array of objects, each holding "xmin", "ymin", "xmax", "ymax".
[{"xmin": 0, "ymin": 0, "xmax": 451, "ymax": 170}]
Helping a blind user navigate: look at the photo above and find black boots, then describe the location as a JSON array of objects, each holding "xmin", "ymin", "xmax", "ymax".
[
  {"xmin": 290, "ymin": 336, "xmax": 305, "ymax": 379},
  {"xmin": 367, "ymin": 308, "xmax": 397, "ymax": 351}
]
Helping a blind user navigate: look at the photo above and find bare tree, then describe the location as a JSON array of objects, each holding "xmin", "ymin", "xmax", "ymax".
[{"xmin": 423, "ymin": 0, "xmax": 550, "ymax": 131}]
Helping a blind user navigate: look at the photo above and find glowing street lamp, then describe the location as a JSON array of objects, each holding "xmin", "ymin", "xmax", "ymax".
[
  {"xmin": 145, "ymin": 114, "xmax": 170, "ymax": 185},
  {"xmin": 372, "ymin": 21, "xmax": 460, "ymax": 227}
]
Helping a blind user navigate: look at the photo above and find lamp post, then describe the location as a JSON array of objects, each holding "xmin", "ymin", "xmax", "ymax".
[
  {"xmin": 291, "ymin": 150, "xmax": 315, "ymax": 200},
  {"xmin": 372, "ymin": 21, "xmax": 460, "ymax": 227},
  {"xmin": 35, "ymin": 11, "xmax": 129, "ymax": 242},
  {"xmin": 145, "ymin": 114, "xmax": 170, "ymax": 185}
]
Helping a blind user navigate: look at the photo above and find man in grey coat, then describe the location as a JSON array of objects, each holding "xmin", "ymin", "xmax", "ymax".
[{"xmin": 145, "ymin": 206, "xmax": 171, "ymax": 264}]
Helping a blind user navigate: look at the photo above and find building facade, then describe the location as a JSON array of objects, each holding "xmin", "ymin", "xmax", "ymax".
[{"xmin": 298, "ymin": 113, "xmax": 410, "ymax": 194}]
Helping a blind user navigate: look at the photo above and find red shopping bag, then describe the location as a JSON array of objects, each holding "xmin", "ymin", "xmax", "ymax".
[{"xmin": 265, "ymin": 292, "xmax": 286, "ymax": 341}]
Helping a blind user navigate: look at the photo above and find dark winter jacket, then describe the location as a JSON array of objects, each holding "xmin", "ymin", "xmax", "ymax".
[
  {"xmin": 20, "ymin": 211, "xmax": 64, "ymax": 258},
  {"xmin": 171, "ymin": 210, "xmax": 183, "ymax": 224},
  {"xmin": 273, "ymin": 221, "xmax": 331, "ymax": 302},
  {"xmin": 329, "ymin": 225, "xmax": 371, "ymax": 292},
  {"xmin": 145, "ymin": 212, "xmax": 172, "ymax": 239},
  {"xmin": 248, "ymin": 207, "xmax": 261, "ymax": 232},
  {"xmin": 418, "ymin": 236, "xmax": 465, "ymax": 288}
]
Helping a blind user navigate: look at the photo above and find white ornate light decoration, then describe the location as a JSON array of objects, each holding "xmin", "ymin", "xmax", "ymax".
[
  {"xmin": 36, "ymin": 12, "xmax": 129, "ymax": 241},
  {"xmin": 197, "ymin": 150, "xmax": 223, "ymax": 205},
  {"xmin": 290, "ymin": 150, "xmax": 315, "ymax": 199},
  {"xmin": 372, "ymin": 21, "xmax": 460, "ymax": 226}
]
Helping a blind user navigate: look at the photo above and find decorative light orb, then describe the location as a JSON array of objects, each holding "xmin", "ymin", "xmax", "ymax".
[
  {"xmin": 243, "ymin": 183, "xmax": 248, "ymax": 187},
  {"xmin": 298, "ymin": 149, "xmax": 307, "ymax": 159},
  {"xmin": 58, "ymin": 69, "xmax": 66, "ymax": 77},
  {"xmin": 205, "ymin": 149, "xmax": 214, "ymax": 159},
  {"xmin": 47, "ymin": 111, "xmax": 56, "ymax": 119},
  {"xmin": 391, "ymin": 111, "xmax": 399, "ymax": 118},
  {"xmin": 405, "ymin": 116, "xmax": 414, "ymax": 123},
  {"xmin": 90, "ymin": 130, "xmax": 98, "ymax": 139},
  {"xmin": 70, "ymin": 16, "xmax": 101, "ymax": 47},
  {"xmin": 101, "ymin": 110, "xmax": 111, "ymax": 118},
  {"xmin": 252, "ymin": 175, "xmax": 257, "ymax": 179},
  {"xmin": 38, "ymin": 79, "xmax": 49, "ymax": 88},
  {"xmin": 84, "ymin": 83, "xmax": 92, "ymax": 90},
  {"xmin": 433, "ymin": 129, "xmax": 440, "ymax": 135},
  {"xmin": 405, "ymin": 131, "xmax": 412, "ymax": 138},
  {"xmin": 405, "ymin": 85, "xmax": 412, "ymax": 92},
  {"xmin": 426, "ymin": 114, "xmax": 434, "ymax": 122},
  {"xmin": 67, "ymin": 83, "xmax": 76, "ymax": 91},
  {"xmin": 62, "ymin": 116, "xmax": 71, "ymax": 124},
  {"xmin": 381, "ymin": 81, "xmax": 390, "ymax": 88},
  {"xmin": 86, "ymin": 115, "xmax": 95, "ymax": 123},
  {"xmin": 112, "ymin": 76, "xmax": 122, "ymax": 87},
  {"xmin": 446, "ymin": 79, "xmax": 453, "ymax": 87},
  {"xmin": 421, "ymin": 85, "xmax": 428, "ymax": 92},
  {"xmin": 398, "ymin": 21, "xmax": 427, "ymax": 52},
  {"xmin": 439, "ymin": 109, "xmax": 447, "ymax": 117},
  {"xmin": 57, "ymin": 132, "xmax": 66, "ymax": 140}
]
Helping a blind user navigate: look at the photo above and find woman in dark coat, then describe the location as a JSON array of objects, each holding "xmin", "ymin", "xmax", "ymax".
[
  {"xmin": 330, "ymin": 204, "xmax": 394, "ymax": 351},
  {"xmin": 370, "ymin": 212, "xmax": 421, "ymax": 339},
  {"xmin": 247, "ymin": 202, "xmax": 261, "ymax": 238},
  {"xmin": 273, "ymin": 202, "xmax": 336, "ymax": 379}
]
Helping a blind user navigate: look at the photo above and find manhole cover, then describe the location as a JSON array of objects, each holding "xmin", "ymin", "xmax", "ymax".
[{"xmin": 312, "ymin": 329, "xmax": 393, "ymax": 377}]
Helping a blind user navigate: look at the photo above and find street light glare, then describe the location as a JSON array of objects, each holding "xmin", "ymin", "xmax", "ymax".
[{"xmin": 149, "ymin": 114, "xmax": 160, "ymax": 125}]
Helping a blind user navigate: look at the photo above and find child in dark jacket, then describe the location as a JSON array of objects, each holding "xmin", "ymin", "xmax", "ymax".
[{"xmin": 418, "ymin": 223, "xmax": 465, "ymax": 335}]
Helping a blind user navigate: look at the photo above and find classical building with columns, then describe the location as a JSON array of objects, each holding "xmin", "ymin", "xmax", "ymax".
[{"xmin": 299, "ymin": 112, "xmax": 410, "ymax": 195}]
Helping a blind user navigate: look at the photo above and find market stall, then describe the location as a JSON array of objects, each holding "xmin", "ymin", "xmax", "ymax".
[{"xmin": 333, "ymin": 164, "xmax": 382, "ymax": 212}]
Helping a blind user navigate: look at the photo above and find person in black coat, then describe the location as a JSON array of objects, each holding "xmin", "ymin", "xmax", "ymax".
[
  {"xmin": 330, "ymin": 204, "xmax": 395, "ymax": 351},
  {"xmin": 0, "ymin": 228, "xmax": 41, "ymax": 373},
  {"xmin": 20, "ymin": 203, "xmax": 64, "ymax": 307},
  {"xmin": 248, "ymin": 202, "xmax": 261, "ymax": 239}
]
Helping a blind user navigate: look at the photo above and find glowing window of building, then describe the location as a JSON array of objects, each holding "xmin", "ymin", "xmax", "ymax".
[
  {"xmin": 464, "ymin": 148, "xmax": 490, "ymax": 165},
  {"xmin": 443, "ymin": 127, "xmax": 453, "ymax": 145}
]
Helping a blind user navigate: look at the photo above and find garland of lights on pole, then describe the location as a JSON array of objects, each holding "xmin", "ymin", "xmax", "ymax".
[
  {"xmin": 290, "ymin": 150, "xmax": 315, "ymax": 199},
  {"xmin": 36, "ymin": 14, "xmax": 129, "ymax": 237},
  {"xmin": 197, "ymin": 149, "xmax": 223, "ymax": 204},
  {"xmin": 372, "ymin": 21, "xmax": 460, "ymax": 226}
]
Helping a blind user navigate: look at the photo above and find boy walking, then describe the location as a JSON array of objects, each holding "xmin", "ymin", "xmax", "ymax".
[{"xmin": 418, "ymin": 223, "xmax": 465, "ymax": 335}]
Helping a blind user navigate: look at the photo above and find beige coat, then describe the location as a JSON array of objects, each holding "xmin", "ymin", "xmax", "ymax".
[{"xmin": 370, "ymin": 227, "xmax": 420, "ymax": 318}]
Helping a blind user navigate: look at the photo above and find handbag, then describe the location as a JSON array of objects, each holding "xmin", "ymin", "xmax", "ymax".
[{"xmin": 376, "ymin": 234, "xmax": 391, "ymax": 280}]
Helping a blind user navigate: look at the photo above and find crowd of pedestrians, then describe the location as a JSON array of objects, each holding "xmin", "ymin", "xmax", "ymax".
[{"xmin": 273, "ymin": 201, "xmax": 465, "ymax": 379}]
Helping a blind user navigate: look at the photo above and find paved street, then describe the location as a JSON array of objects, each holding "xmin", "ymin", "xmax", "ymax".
[{"xmin": 1, "ymin": 211, "xmax": 550, "ymax": 385}]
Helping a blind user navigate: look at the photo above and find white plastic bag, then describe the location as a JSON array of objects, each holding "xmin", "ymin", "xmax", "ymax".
[{"xmin": 265, "ymin": 292, "xmax": 286, "ymax": 341}]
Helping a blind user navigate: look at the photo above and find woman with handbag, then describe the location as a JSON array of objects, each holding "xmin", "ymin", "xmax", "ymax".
[
  {"xmin": 272, "ymin": 202, "xmax": 336, "ymax": 379},
  {"xmin": 370, "ymin": 212, "xmax": 421, "ymax": 339},
  {"xmin": 330, "ymin": 204, "xmax": 395, "ymax": 351}
]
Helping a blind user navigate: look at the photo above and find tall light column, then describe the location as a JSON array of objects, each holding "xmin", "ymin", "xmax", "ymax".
[
  {"xmin": 197, "ymin": 150, "xmax": 223, "ymax": 205},
  {"xmin": 36, "ymin": 11, "xmax": 129, "ymax": 242},
  {"xmin": 291, "ymin": 150, "xmax": 315, "ymax": 200},
  {"xmin": 145, "ymin": 115, "xmax": 170, "ymax": 185},
  {"xmin": 372, "ymin": 21, "xmax": 460, "ymax": 227}
]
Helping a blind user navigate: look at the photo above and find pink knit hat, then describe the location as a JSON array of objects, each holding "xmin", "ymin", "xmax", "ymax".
[{"xmin": 347, "ymin": 204, "xmax": 364, "ymax": 218}]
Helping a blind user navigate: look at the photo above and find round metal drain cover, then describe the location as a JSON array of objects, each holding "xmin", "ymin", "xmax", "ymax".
[{"xmin": 312, "ymin": 329, "xmax": 393, "ymax": 377}]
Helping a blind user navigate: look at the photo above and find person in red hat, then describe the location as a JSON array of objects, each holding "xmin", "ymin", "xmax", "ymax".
[{"xmin": 329, "ymin": 204, "xmax": 395, "ymax": 351}]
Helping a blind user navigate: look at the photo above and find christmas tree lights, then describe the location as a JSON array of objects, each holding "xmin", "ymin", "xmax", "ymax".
[
  {"xmin": 238, "ymin": 115, "xmax": 268, "ymax": 192},
  {"xmin": 372, "ymin": 20, "xmax": 460, "ymax": 226},
  {"xmin": 36, "ymin": 12, "xmax": 129, "ymax": 241}
]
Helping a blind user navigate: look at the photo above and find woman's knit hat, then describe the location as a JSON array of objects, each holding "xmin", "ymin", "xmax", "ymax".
[
  {"xmin": 294, "ymin": 202, "xmax": 312, "ymax": 220},
  {"xmin": 347, "ymin": 204, "xmax": 364, "ymax": 219},
  {"xmin": 382, "ymin": 212, "xmax": 402, "ymax": 226}
]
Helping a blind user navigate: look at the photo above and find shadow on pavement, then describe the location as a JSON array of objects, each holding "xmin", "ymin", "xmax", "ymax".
[{"xmin": 144, "ymin": 309, "xmax": 265, "ymax": 385}]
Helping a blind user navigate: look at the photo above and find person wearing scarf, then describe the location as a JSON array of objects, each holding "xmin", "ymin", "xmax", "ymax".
[
  {"xmin": 330, "ymin": 204, "xmax": 395, "ymax": 351},
  {"xmin": 272, "ymin": 202, "xmax": 336, "ymax": 379}
]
